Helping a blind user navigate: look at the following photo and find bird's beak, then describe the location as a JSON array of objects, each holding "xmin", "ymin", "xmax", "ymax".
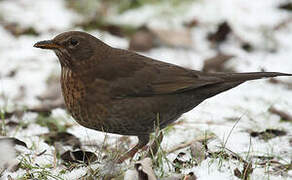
[{"xmin": 33, "ymin": 40, "xmax": 61, "ymax": 49}]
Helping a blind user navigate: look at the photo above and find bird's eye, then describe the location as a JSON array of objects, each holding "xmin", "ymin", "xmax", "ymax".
[{"xmin": 70, "ymin": 39, "xmax": 79, "ymax": 46}]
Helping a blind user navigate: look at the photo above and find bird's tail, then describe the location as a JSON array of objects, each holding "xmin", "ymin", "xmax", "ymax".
[
  {"xmin": 196, "ymin": 72, "xmax": 291, "ymax": 100},
  {"xmin": 217, "ymin": 72, "xmax": 292, "ymax": 82}
]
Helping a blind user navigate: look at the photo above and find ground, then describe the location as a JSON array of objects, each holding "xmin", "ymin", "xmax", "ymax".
[{"xmin": 0, "ymin": 0, "xmax": 291, "ymax": 179}]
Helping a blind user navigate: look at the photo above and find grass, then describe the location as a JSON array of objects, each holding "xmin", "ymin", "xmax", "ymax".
[
  {"xmin": 0, "ymin": 90, "xmax": 9, "ymax": 136},
  {"xmin": 67, "ymin": 0, "xmax": 194, "ymax": 15},
  {"xmin": 0, "ymin": 99, "xmax": 289, "ymax": 179},
  {"xmin": 35, "ymin": 114, "xmax": 69, "ymax": 132},
  {"xmin": 18, "ymin": 154, "xmax": 63, "ymax": 180},
  {"xmin": 1, "ymin": 108, "xmax": 290, "ymax": 179},
  {"xmin": 66, "ymin": 0, "xmax": 196, "ymax": 37},
  {"xmin": 0, "ymin": 109, "xmax": 7, "ymax": 136}
]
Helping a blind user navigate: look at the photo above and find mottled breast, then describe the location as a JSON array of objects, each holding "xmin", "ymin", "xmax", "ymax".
[
  {"xmin": 60, "ymin": 67, "xmax": 110, "ymax": 131},
  {"xmin": 60, "ymin": 67, "xmax": 88, "ymax": 124}
]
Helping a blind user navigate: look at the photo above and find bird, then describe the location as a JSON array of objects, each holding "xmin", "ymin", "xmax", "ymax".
[{"xmin": 34, "ymin": 31, "xmax": 291, "ymax": 163}]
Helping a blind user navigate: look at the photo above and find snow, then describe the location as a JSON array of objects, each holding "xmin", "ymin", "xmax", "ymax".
[
  {"xmin": 0, "ymin": 0, "xmax": 80, "ymax": 32},
  {"xmin": 0, "ymin": 0, "xmax": 291, "ymax": 179}
]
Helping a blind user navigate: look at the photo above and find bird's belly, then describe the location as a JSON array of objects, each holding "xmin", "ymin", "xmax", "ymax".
[
  {"xmin": 62, "ymin": 87, "xmax": 201, "ymax": 136},
  {"xmin": 62, "ymin": 86, "xmax": 110, "ymax": 131},
  {"xmin": 106, "ymin": 94, "xmax": 202, "ymax": 136}
]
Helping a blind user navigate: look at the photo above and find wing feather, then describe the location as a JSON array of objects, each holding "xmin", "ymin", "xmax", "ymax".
[{"xmin": 92, "ymin": 48, "xmax": 223, "ymax": 98}]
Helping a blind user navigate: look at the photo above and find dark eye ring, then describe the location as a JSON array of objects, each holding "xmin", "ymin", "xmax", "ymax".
[{"xmin": 70, "ymin": 39, "xmax": 79, "ymax": 46}]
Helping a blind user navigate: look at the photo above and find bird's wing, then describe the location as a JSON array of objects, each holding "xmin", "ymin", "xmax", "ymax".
[{"xmin": 93, "ymin": 48, "xmax": 223, "ymax": 98}]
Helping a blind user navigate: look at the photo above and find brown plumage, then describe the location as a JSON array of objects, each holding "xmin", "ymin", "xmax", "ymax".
[{"xmin": 34, "ymin": 31, "xmax": 291, "ymax": 162}]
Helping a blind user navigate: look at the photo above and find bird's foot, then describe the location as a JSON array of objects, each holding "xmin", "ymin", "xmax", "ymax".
[
  {"xmin": 116, "ymin": 146, "xmax": 140, "ymax": 164},
  {"xmin": 116, "ymin": 135, "xmax": 150, "ymax": 164},
  {"xmin": 115, "ymin": 132, "xmax": 163, "ymax": 163},
  {"xmin": 143, "ymin": 131, "xmax": 163, "ymax": 158}
]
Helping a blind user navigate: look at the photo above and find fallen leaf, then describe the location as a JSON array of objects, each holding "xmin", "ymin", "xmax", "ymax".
[
  {"xmin": 250, "ymin": 129, "xmax": 286, "ymax": 140},
  {"xmin": 166, "ymin": 134, "xmax": 214, "ymax": 154},
  {"xmin": 61, "ymin": 150, "xmax": 97, "ymax": 164},
  {"xmin": 5, "ymin": 121, "xmax": 19, "ymax": 127},
  {"xmin": 0, "ymin": 139, "xmax": 20, "ymax": 173},
  {"xmin": 252, "ymin": 155, "xmax": 274, "ymax": 161},
  {"xmin": 234, "ymin": 168, "xmax": 242, "ymax": 178},
  {"xmin": 183, "ymin": 172, "xmax": 197, "ymax": 180},
  {"xmin": 41, "ymin": 132, "xmax": 81, "ymax": 149},
  {"xmin": 173, "ymin": 152, "xmax": 193, "ymax": 173},
  {"xmin": 269, "ymin": 78, "xmax": 292, "ymax": 90},
  {"xmin": 5, "ymin": 69, "xmax": 17, "ymax": 78},
  {"xmin": 202, "ymin": 53, "xmax": 235, "ymax": 72},
  {"xmin": 279, "ymin": 3, "xmax": 292, "ymax": 11},
  {"xmin": 160, "ymin": 174, "xmax": 184, "ymax": 180},
  {"xmin": 183, "ymin": 18, "xmax": 199, "ymax": 28},
  {"xmin": 124, "ymin": 158, "xmax": 157, "ymax": 180},
  {"xmin": 190, "ymin": 141, "xmax": 205, "ymax": 164},
  {"xmin": 135, "ymin": 158, "xmax": 156, "ymax": 180},
  {"xmin": 207, "ymin": 21, "xmax": 232, "ymax": 45},
  {"xmin": 1, "ymin": 112, "xmax": 14, "ymax": 119},
  {"xmin": 269, "ymin": 107, "xmax": 292, "ymax": 122},
  {"xmin": 129, "ymin": 26, "xmax": 155, "ymax": 51},
  {"xmin": 76, "ymin": 19, "xmax": 136, "ymax": 37},
  {"xmin": 2, "ymin": 23, "xmax": 39, "ymax": 37},
  {"xmin": 0, "ymin": 137, "xmax": 27, "ymax": 148},
  {"xmin": 150, "ymin": 27, "xmax": 193, "ymax": 48},
  {"xmin": 241, "ymin": 42, "xmax": 254, "ymax": 52},
  {"xmin": 129, "ymin": 25, "xmax": 193, "ymax": 51}
]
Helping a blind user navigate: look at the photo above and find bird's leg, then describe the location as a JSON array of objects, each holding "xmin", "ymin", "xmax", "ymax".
[
  {"xmin": 116, "ymin": 135, "xmax": 149, "ymax": 163},
  {"xmin": 144, "ymin": 130, "xmax": 163, "ymax": 158}
]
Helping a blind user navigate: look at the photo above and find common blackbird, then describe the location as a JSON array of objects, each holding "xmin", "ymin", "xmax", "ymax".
[{"xmin": 34, "ymin": 31, "xmax": 291, "ymax": 162}]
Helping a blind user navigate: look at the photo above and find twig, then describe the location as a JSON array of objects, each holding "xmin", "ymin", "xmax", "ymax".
[
  {"xmin": 166, "ymin": 134, "xmax": 215, "ymax": 154},
  {"xmin": 223, "ymin": 147, "xmax": 248, "ymax": 164},
  {"xmin": 269, "ymin": 106, "xmax": 292, "ymax": 122}
]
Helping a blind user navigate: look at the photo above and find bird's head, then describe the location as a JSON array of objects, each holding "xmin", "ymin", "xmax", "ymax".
[{"xmin": 34, "ymin": 31, "xmax": 108, "ymax": 69}]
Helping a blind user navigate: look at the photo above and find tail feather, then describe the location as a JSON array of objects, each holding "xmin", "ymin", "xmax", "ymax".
[
  {"xmin": 217, "ymin": 72, "xmax": 292, "ymax": 82},
  {"xmin": 196, "ymin": 72, "xmax": 291, "ymax": 100}
]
